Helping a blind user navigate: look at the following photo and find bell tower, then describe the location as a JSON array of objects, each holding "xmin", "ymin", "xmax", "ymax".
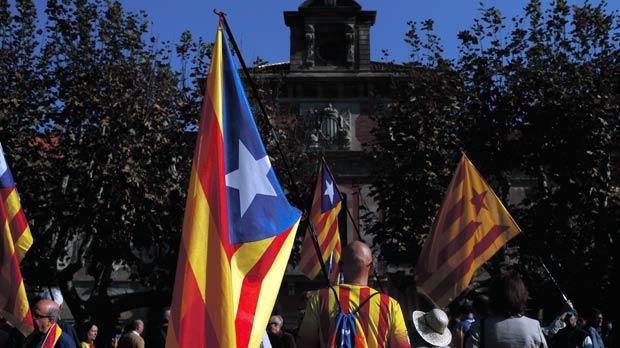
[{"xmin": 284, "ymin": 0, "xmax": 376, "ymax": 71}]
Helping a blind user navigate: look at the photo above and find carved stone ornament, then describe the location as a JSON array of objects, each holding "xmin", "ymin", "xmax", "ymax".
[
  {"xmin": 305, "ymin": 104, "xmax": 351, "ymax": 149},
  {"xmin": 305, "ymin": 24, "xmax": 315, "ymax": 66},
  {"xmin": 345, "ymin": 24, "xmax": 355, "ymax": 64}
]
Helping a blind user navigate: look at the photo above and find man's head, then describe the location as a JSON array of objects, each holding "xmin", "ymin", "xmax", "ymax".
[
  {"xmin": 130, "ymin": 319, "xmax": 144, "ymax": 335},
  {"xmin": 587, "ymin": 308, "xmax": 603, "ymax": 329},
  {"xmin": 267, "ymin": 315, "xmax": 284, "ymax": 335},
  {"xmin": 564, "ymin": 312, "xmax": 578, "ymax": 328},
  {"xmin": 340, "ymin": 241, "xmax": 373, "ymax": 285},
  {"xmin": 32, "ymin": 299, "xmax": 60, "ymax": 334}
]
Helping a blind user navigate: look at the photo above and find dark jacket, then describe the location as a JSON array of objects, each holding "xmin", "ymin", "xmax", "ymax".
[{"xmin": 550, "ymin": 326, "xmax": 589, "ymax": 348}]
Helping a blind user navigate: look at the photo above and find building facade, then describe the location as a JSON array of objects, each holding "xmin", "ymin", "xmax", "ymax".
[{"xmin": 255, "ymin": 0, "xmax": 419, "ymax": 327}]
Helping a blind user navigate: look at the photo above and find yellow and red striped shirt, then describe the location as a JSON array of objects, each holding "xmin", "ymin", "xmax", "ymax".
[{"xmin": 298, "ymin": 284, "xmax": 411, "ymax": 348}]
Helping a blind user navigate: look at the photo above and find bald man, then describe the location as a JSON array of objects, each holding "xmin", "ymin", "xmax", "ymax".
[
  {"xmin": 297, "ymin": 241, "xmax": 411, "ymax": 348},
  {"xmin": 24, "ymin": 299, "xmax": 77, "ymax": 348}
]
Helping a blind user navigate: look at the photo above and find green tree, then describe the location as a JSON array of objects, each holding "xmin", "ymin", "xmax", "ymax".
[
  {"xmin": 0, "ymin": 0, "xmax": 213, "ymax": 340},
  {"xmin": 363, "ymin": 20, "xmax": 463, "ymax": 267},
  {"xmin": 366, "ymin": 0, "xmax": 619, "ymax": 311}
]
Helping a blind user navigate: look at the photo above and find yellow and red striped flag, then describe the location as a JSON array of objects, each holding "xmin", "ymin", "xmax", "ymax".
[
  {"xmin": 0, "ymin": 142, "xmax": 34, "ymax": 336},
  {"xmin": 415, "ymin": 154, "xmax": 521, "ymax": 307},
  {"xmin": 40, "ymin": 323, "xmax": 62, "ymax": 348},
  {"xmin": 166, "ymin": 21, "xmax": 301, "ymax": 348},
  {"xmin": 298, "ymin": 160, "xmax": 342, "ymax": 283}
]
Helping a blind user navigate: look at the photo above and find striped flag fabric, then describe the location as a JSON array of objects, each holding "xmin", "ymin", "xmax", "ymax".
[
  {"xmin": 298, "ymin": 160, "xmax": 342, "ymax": 283},
  {"xmin": 0, "ymin": 142, "xmax": 34, "ymax": 336},
  {"xmin": 415, "ymin": 154, "xmax": 521, "ymax": 307},
  {"xmin": 166, "ymin": 22, "xmax": 301, "ymax": 348},
  {"xmin": 40, "ymin": 323, "xmax": 62, "ymax": 348}
]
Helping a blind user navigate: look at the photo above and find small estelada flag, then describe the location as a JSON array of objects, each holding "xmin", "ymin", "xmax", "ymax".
[
  {"xmin": 0, "ymin": 142, "xmax": 34, "ymax": 336},
  {"xmin": 298, "ymin": 160, "xmax": 342, "ymax": 283},
  {"xmin": 415, "ymin": 154, "xmax": 521, "ymax": 307}
]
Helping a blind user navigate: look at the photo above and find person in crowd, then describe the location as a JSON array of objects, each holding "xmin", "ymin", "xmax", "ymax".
[
  {"xmin": 118, "ymin": 319, "xmax": 145, "ymax": 348},
  {"xmin": 549, "ymin": 311, "xmax": 590, "ymax": 348},
  {"xmin": 452, "ymin": 304, "xmax": 475, "ymax": 348},
  {"xmin": 80, "ymin": 323, "xmax": 98, "ymax": 348},
  {"xmin": 459, "ymin": 310, "xmax": 476, "ymax": 334},
  {"xmin": 542, "ymin": 300, "xmax": 574, "ymax": 339},
  {"xmin": 24, "ymin": 299, "xmax": 78, "ymax": 348},
  {"xmin": 465, "ymin": 271, "xmax": 547, "ymax": 348},
  {"xmin": 297, "ymin": 241, "xmax": 411, "ymax": 348},
  {"xmin": 461, "ymin": 295, "xmax": 492, "ymax": 348},
  {"xmin": 266, "ymin": 314, "xmax": 296, "ymax": 348},
  {"xmin": 411, "ymin": 308, "xmax": 452, "ymax": 348},
  {"xmin": 38, "ymin": 287, "xmax": 81, "ymax": 348},
  {"xmin": 583, "ymin": 308, "xmax": 605, "ymax": 348}
]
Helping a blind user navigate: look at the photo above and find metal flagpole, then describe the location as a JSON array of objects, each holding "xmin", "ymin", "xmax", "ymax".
[{"xmin": 538, "ymin": 257, "xmax": 573, "ymax": 308}]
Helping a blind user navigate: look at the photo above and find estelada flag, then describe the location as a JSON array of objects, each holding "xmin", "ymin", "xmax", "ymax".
[
  {"xmin": 166, "ymin": 22, "xmax": 301, "ymax": 348},
  {"xmin": 0, "ymin": 142, "xmax": 34, "ymax": 336},
  {"xmin": 298, "ymin": 160, "xmax": 342, "ymax": 283},
  {"xmin": 415, "ymin": 154, "xmax": 521, "ymax": 307}
]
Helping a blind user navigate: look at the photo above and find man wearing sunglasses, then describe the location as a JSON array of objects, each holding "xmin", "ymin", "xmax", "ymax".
[
  {"xmin": 24, "ymin": 299, "xmax": 77, "ymax": 348},
  {"xmin": 267, "ymin": 315, "xmax": 296, "ymax": 348}
]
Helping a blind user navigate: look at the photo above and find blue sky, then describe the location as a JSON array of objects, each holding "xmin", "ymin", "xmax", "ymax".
[{"xmin": 30, "ymin": 0, "xmax": 614, "ymax": 63}]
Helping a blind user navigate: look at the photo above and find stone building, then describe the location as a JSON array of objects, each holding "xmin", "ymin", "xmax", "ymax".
[{"xmin": 253, "ymin": 0, "xmax": 417, "ymax": 326}]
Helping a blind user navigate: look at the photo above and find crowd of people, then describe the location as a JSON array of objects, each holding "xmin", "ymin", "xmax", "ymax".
[
  {"xmin": 262, "ymin": 241, "xmax": 614, "ymax": 348},
  {"xmin": 0, "ymin": 241, "xmax": 615, "ymax": 348},
  {"xmin": 0, "ymin": 298, "xmax": 169, "ymax": 348}
]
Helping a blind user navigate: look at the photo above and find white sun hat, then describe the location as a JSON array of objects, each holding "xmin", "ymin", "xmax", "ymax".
[{"xmin": 412, "ymin": 308, "xmax": 452, "ymax": 347}]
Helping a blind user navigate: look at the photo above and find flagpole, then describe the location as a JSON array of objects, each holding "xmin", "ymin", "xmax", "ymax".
[
  {"xmin": 538, "ymin": 257, "xmax": 573, "ymax": 308},
  {"xmin": 216, "ymin": 12, "xmax": 334, "ymax": 287}
]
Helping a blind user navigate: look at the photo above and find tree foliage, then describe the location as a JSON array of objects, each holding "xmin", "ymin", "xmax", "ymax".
[
  {"xmin": 366, "ymin": 0, "xmax": 619, "ymax": 310},
  {"xmin": 0, "ymin": 0, "xmax": 211, "ymax": 338},
  {"xmin": 364, "ymin": 20, "xmax": 463, "ymax": 266}
]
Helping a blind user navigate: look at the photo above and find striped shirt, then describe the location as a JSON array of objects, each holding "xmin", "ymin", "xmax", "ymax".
[{"xmin": 298, "ymin": 284, "xmax": 411, "ymax": 348}]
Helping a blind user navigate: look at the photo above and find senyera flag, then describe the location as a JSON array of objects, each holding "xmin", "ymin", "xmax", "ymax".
[
  {"xmin": 415, "ymin": 154, "xmax": 521, "ymax": 307},
  {"xmin": 298, "ymin": 160, "xmax": 342, "ymax": 283},
  {"xmin": 166, "ymin": 22, "xmax": 301, "ymax": 348},
  {"xmin": 0, "ymin": 142, "xmax": 34, "ymax": 336}
]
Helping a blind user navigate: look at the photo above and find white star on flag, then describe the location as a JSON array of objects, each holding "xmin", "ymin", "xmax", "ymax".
[
  {"xmin": 225, "ymin": 140, "xmax": 277, "ymax": 216},
  {"xmin": 324, "ymin": 179, "xmax": 335, "ymax": 204},
  {"xmin": 0, "ymin": 143, "xmax": 7, "ymax": 175}
]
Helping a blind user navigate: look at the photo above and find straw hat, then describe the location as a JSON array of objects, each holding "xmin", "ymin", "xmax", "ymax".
[{"xmin": 412, "ymin": 309, "xmax": 452, "ymax": 347}]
